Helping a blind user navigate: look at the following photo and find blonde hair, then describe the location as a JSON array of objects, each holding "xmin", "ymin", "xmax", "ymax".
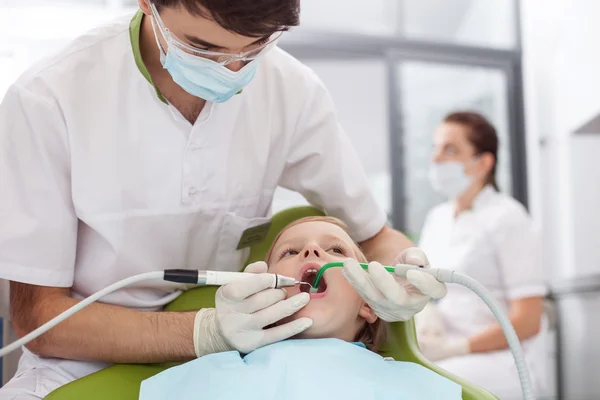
[{"xmin": 265, "ymin": 215, "xmax": 387, "ymax": 352}]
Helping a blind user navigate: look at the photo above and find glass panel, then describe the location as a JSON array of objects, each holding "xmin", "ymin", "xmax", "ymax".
[
  {"xmin": 272, "ymin": 59, "xmax": 392, "ymax": 221},
  {"xmin": 396, "ymin": 61, "xmax": 511, "ymax": 238},
  {"xmin": 399, "ymin": 0, "xmax": 517, "ymax": 49},
  {"xmin": 298, "ymin": 0, "xmax": 401, "ymax": 36},
  {"xmin": 297, "ymin": 0, "xmax": 516, "ymax": 49}
]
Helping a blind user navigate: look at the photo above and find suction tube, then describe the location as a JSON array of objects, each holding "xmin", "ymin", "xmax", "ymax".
[{"xmin": 0, "ymin": 271, "xmax": 163, "ymax": 359}]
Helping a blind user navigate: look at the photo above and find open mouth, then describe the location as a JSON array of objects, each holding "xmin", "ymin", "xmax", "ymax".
[{"xmin": 299, "ymin": 268, "xmax": 328, "ymax": 294}]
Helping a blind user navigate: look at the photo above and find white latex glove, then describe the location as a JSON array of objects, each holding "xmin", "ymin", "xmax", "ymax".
[
  {"xmin": 193, "ymin": 261, "xmax": 312, "ymax": 357},
  {"xmin": 341, "ymin": 247, "xmax": 447, "ymax": 322},
  {"xmin": 418, "ymin": 335, "xmax": 470, "ymax": 362}
]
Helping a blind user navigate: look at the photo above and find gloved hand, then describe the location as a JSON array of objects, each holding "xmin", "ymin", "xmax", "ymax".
[
  {"xmin": 341, "ymin": 247, "xmax": 447, "ymax": 322},
  {"xmin": 193, "ymin": 261, "xmax": 312, "ymax": 357},
  {"xmin": 418, "ymin": 335, "xmax": 470, "ymax": 362}
]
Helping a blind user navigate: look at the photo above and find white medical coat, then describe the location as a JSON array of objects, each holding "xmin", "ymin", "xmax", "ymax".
[
  {"xmin": 418, "ymin": 185, "xmax": 549, "ymax": 398},
  {"xmin": 0, "ymin": 11, "xmax": 387, "ymax": 393}
]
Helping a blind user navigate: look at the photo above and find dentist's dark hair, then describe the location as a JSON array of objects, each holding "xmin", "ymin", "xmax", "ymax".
[
  {"xmin": 444, "ymin": 111, "xmax": 499, "ymax": 191},
  {"xmin": 150, "ymin": 0, "xmax": 300, "ymax": 37}
]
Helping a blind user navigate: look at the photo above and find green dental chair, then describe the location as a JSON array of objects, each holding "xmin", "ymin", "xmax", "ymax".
[{"xmin": 45, "ymin": 206, "xmax": 498, "ymax": 400}]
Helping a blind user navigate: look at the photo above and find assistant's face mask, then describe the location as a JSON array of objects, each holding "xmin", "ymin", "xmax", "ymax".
[
  {"xmin": 149, "ymin": 5, "xmax": 278, "ymax": 103},
  {"xmin": 428, "ymin": 161, "xmax": 475, "ymax": 198}
]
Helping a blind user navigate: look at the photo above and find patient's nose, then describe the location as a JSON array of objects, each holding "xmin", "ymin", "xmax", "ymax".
[{"xmin": 302, "ymin": 245, "xmax": 321, "ymax": 259}]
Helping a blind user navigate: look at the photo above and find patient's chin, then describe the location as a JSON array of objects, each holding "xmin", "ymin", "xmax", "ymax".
[
  {"xmin": 276, "ymin": 307, "xmax": 312, "ymax": 327},
  {"xmin": 293, "ymin": 330, "xmax": 311, "ymax": 339},
  {"xmin": 277, "ymin": 305, "xmax": 333, "ymax": 337},
  {"xmin": 294, "ymin": 325, "xmax": 322, "ymax": 339},
  {"xmin": 298, "ymin": 317, "xmax": 335, "ymax": 338},
  {"xmin": 287, "ymin": 302, "xmax": 317, "ymax": 320}
]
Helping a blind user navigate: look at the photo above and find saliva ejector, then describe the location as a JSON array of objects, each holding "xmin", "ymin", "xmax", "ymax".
[{"xmin": 0, "ymin": 265, "xmax": 535, "ymax": 400}]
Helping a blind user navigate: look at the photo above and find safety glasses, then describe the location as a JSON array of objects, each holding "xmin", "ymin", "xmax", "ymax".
[{"xmin": 149, "ymin": 3, "xmax": 282, "ymax": 66}]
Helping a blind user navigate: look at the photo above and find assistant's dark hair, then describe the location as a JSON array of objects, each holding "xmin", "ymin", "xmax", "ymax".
[
  {"xmin": 150, "ymin": 0, "xmax": 300, "ymax": 37},
  {"xmin": 444, "ymin": 111, "xmax": 500, "ymax": 191}
]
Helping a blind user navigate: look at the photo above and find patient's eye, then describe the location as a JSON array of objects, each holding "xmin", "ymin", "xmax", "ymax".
[
  {"xmin": 327, "ymin": 244, "xmax": 347, "ymax": 255},
  {"xmin": 280, "ymin": 248, "xmax": 299, "ymax": 259}
]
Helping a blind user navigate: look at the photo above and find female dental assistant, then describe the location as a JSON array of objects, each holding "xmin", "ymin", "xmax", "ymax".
[
  {"xmin": 0, "ymin": 1, "xmax": 446, "ymax": 398},
  {"xmin": 416, "ymin": 111, "xmax": 548, "ymax": 399}
]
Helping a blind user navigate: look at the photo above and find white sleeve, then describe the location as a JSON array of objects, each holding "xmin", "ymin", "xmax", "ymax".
[
  {"xmin": 492, "ymin": 207, "xmax": 548, "ymax": 300},
  {"xmin": 0, "ymin": 85, "xmax": 77, "ymax": 287},
  {"xmin": 278, "ymin": 71, "xmax": 387, "ymax": 242}
]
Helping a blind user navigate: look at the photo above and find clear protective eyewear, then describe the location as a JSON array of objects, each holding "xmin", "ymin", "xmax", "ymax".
[{"xmin": 149, "ymin": 3, "xmax": 282, "ymax": 66}]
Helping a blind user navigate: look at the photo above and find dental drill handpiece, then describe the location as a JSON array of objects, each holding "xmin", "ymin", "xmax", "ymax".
[
  {"xmin": 163, "ymin": 269, "xmax": 310, "ymax": 289},
  {"xmin": 0, "ymin": 270, "xmax": 308, "ymax": 359}
]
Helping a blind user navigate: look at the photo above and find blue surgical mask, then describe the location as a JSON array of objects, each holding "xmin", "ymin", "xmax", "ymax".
[
  {"xmin": 149, "ymin": 9, "xmax": 266, "ymax": 103},
  {"xmin": 160, "ymin": 47, "xmax": 259, "ymax": 103}
]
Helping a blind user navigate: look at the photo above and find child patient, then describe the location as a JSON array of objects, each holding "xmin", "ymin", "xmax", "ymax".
[
  {"xmin": 139, "ymin": 216, "xmax": 461, "ymax": 400},
  {"xmin": 264, "ymin": 216, "xmax": 386, "ymax": 351}
]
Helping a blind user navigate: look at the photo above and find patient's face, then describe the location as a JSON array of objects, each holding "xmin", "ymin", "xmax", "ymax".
[{"xmin": 267, "ymin": 221, "xmax": 376, "ymax": 341}]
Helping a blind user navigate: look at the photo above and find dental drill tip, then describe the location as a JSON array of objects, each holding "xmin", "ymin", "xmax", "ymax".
[{"xmin": 296, "ymin": 281, "xmax": 311, "ymax": 287}]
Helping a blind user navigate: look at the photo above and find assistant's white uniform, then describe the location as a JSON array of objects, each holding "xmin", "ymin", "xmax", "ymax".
[
  {"xmin": 418, "ymin": 185, "xmax": 549, "ymax": 400},
  {"xmin": 0, "ymin": 12, "xmax": 387, "ymax": 399}
]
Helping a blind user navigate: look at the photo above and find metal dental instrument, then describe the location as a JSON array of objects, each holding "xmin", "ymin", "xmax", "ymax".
[{"xmin": 0, "ymin": 269, "xmax": 304, "ymax": 359}]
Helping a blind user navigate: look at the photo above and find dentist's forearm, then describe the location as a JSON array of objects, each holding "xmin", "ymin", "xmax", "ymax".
[
  {"xmin": 359, "ymin": 225, "xmax": 414, "ymax": 265},
  {"xmin": 10, "ymin": 282, "xmax": 197, "ymax": 364}
]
